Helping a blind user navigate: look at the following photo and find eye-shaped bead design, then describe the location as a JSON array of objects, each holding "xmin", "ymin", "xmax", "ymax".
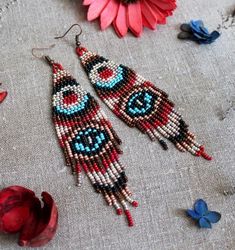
[
  {"xmin": 126, "ymin": 90, "xmax": 156, "ymax": 118},
  {"xmin": 77, "ymin": 46, "xmax": 212, "ymax": 160},
  {"xmin": 70, "ymin": 127, "xmax": 109, "ymax": 155}
]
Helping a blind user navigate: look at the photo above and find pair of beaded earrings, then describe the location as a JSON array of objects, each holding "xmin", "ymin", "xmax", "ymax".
[{"xmin": 33, "ymin": 24, "xmax": 212, "ymax": 227}]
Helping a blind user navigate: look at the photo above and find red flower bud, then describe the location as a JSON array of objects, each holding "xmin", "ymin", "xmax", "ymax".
[{"xmin": 0, "ymin": 186, "xmax": 58, "ymax": 247}]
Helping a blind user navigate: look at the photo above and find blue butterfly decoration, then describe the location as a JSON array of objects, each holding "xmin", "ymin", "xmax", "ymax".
[{"xmin": 186, "ymin": 199, "xmax": 221, "ymax": 229}]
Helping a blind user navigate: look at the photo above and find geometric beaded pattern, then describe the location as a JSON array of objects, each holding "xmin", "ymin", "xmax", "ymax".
[
  {"xmin": 76, "ymin": 46, "xmax": 212, "ymax": 161},
  {"xmin": 51, "ymin": 62, "xmax": 138, "ymax": 226}
]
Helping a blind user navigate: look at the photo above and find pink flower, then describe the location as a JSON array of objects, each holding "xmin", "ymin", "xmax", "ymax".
[{"xmin": 83, "ymin": 0, "xmax": 177, "ymax": 37}]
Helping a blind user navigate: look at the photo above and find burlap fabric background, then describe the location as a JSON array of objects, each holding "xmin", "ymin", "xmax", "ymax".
[{"xmin": 0, "ymin": 0, "xmax": 235, "ymax": 249}]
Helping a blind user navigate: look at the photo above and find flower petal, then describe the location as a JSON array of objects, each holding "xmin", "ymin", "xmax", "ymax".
[
  {"xmin": 142, "ymin": 14, "xmax": 155, "ymax": 30},
  {"xmin": 204, "ymin": 211, "xmax": 221, "ymax": 224},
  {"xmin": 83, "ymin": 0, "xmax": 96, "ymax": 6},
  {"xmin": 0, "ymin": 91, "xmax": 7, "ymax": 104},
  {"xmin": 4, "ymin": 186, "xmax": 35, "ymax": 196},
  {"xmin": 193, "ymin": 32, "xmax": 209, "ymax": 40},
  {"xmin": 0, "ymin": 189, "xmax": 15, "ymax": 209},
  {"xmin": 0, "ymin": 186, "xmax": 37, "ymax": 233},
  {"xmin": 190, "ymin": 20, "xmax": 204, "ymax": 30},
  {"xmin": 0, "ymin": 187, "xmax": 35, "ymax": 216},
  {"xmin": 186, "ymin": 209, "xmax": 201, "ymax": 220},
  {"xmin": 199, "ymin": 217, "xmax": 212, "ymax": 229},
  {"xmin": 141, "ymin": 0, "xmax": 157, "ymax": 29},
  {"xmin": 87, "ymin": 0, "xmax": 109, "ymax": 21},
  {"xmin": 190, "ymin": 20, "xmax": 209, "ymax": 35},
  {"xmin": 113, "ymin": 3, "xmax": 128, "ymax": 37},
  {"xmin": 199, "ymin": 26, "xmax": 209, "ymax": 35},
  {"xmin": 100, "ymin": 0, "xmax": 119, "ymax": 30},
  {"xmin": 18, "ymin": 192, "xmax": 58, "ymax": 247},
  {"xmin": 1, "ymin": 206, "xmax": 31, "ymax": 233},
  {"xmin": 210, "ymin": 31, "xmax": 220, "ymax": 41},
  {"xmin": 194, "ymin": 199, "xmax": 208, "ymax": 216},
  {"xmin": 178, "ymin": 31, "xmax": 194, "ymax": 40},
  {"xmin": 127, "ymin": 2, "xmax": 143, "ymax": 37},
  {"xmin": 147, "ymin": 2, "xmax": 166, "ymax": 24},
  {"xmin": 149, "ymin": 0, "xmax": 176, "ymax": 11},
  {"xmin": 180, "ymin": 23, "xmax": 192, "ymax": 32}
]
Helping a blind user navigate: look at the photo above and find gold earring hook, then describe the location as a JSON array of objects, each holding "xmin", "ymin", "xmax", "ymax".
[
  {"xmin": 54, "ymin": 24, "xmax": 82, "ymax": 46},
  {"xmin": 31, "ymin": 44, "xmax": 56, "ymax": 65}
]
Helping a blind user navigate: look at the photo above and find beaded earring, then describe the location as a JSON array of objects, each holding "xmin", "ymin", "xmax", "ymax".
[
  {"xmin": 55, "ymin": 24, "xmax": 212, "ymax": 161},
  {"xmin": 32, "ymin": 47, "xmax": 138, "ymax": 227}
]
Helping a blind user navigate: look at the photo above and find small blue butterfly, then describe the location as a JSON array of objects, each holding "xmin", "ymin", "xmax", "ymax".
[{"xmin": 186, "ymin": 199, "xmax": 221, "ymax": 229}]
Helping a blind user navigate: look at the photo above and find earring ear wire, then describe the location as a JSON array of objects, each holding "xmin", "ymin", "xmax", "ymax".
[
  {"xmin": 31, "ymin": 44, "xmax": 56, "ymax": 65},
  {"xmin": 54, "ymin": 24, "xmax": 82, "ymax": 46}
]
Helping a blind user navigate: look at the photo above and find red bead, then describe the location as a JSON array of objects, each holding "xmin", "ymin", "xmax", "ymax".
[
  {"xmin": 132, "ymin": 201, "xmax": 138, "ymax": 207},
  {"xmin": 117, "ymin": 208, "xmax": 122, "ymax": 215}
]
